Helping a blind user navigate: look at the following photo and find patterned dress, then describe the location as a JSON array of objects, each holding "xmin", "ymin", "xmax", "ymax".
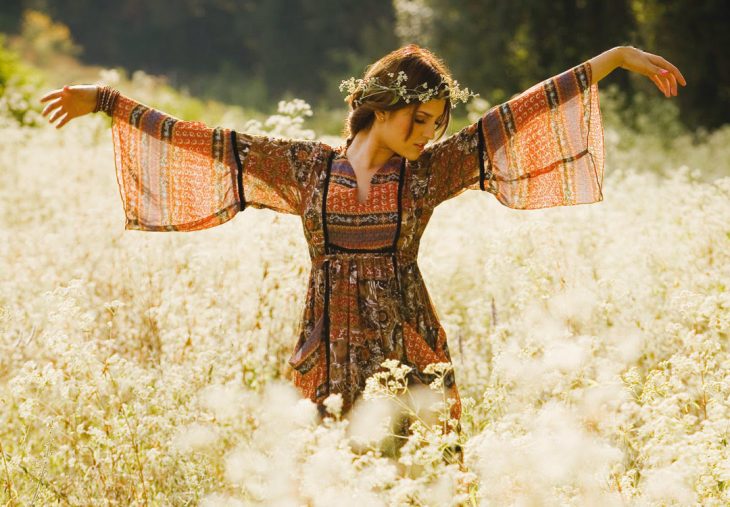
[{"xmin": 107, "ymin": 61, "xmax": 604, "ymax": 429}]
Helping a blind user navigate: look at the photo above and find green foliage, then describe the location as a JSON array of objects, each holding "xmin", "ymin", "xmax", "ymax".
[{"xmin": 0, "ymin": 32, "xmax": 46, "ymax": 126}]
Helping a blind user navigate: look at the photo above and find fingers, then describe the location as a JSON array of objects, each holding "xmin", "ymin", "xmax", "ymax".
[
  {"xmin": 666, "ymin": 72, "xmax": 679, "ymax": 95},
  {"xmin": 650, "ymin": 66, "xmax": 678, "ymax": 97},
  {"xmin": 657, "ymin": 70, "xmax": 680, "ymax": 96},
  {"xmin": 39, "ymin": 89, "xmax": 63, "ymax": 103},
  {"xmin": 626, "ymin": 49, "xmax": 687, "ymax": 98},
  {"xmin": 648, "ymin": 73, "xmax": 666, "ymax": 96},
  {"xmin": 649, "ymin": 74, "xmax": 669, "ymax": 97},
  {"xmin": 647, "ymin": 53, "xmax": 687, "ymax": 86},
  {"xmin": 55, "ymin": 112, "xmax": 71, "ymax": 129},
  {"xmin": 41, "ymin": 97, "xmax": 62, "ymax": 117},
  {"xmin": 49, "ymin": 106, "xmax": 67, "ymax": 123},
  {"xmin": 657, "ymin": 72, "xmax": 672, "ymax": 96}
]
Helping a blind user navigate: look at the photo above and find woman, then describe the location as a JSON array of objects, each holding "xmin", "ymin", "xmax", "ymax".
[{"xmin": 39, "ymin": 44, "xmax": 685, "ymax": 464}]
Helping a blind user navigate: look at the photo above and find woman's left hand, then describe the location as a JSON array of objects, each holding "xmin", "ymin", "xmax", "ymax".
[{"xmin": 618, "ymin": 46, "xmax": 687, "ymax": 97}]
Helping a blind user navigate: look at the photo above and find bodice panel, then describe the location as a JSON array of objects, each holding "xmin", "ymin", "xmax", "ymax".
[{"xmin": 324, "ymin": 154, "xmax": 403, "ymax": 252}]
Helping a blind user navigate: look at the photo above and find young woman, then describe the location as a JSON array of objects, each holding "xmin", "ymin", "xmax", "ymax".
[{"xmin": 39, "ymin": 43, "xmax": 685, "ymax": 463}]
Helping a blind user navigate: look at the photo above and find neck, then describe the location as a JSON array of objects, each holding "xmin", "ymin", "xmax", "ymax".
[{"xmin": 346, "ymin": 128, "xmax": 396, "ymax": 171}]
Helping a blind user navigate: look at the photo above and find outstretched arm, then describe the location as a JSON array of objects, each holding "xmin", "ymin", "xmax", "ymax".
[
  {"xmin": 39, "ymin": 84, "xmax": 325, "ymax": 230},
  {"xmin": 587, "ymin": 46, "xmax": 687, "ymax": 97},
  {"xmin": 40, "ymin": 85, "xmax": 242, "ymax": 231},
  {"xmin": 421, "ymin": 45, "xmax": 689, "ymax": 210}
]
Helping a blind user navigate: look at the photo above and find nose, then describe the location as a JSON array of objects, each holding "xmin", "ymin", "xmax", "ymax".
[{"xmin": 424, "ymin": 123, "xmax": 436, "ymax": 140}]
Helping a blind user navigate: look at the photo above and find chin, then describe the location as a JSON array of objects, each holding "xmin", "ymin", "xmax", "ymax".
[{"xmin": 405, "ymin": 150, "xmax": 422, "ymax": 162}]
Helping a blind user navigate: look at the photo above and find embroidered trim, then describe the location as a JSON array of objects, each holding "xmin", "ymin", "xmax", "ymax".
[
  {"xmin": 477, "ymin": 117, "xmax": 486, "ymax": 191},
  {"xmin": 323, "ymin": 259, "xmax": 331, "ymax": 397},
  {"xmin": 322, "ymin": 151, "xmax": 335, "ymax": 254},
  {"xmin": 393, "ymin": 157, "xmax": 405, "ymax": 250},
  {"xmin": 231, "ymin": 130, "xmax": 246, "ymax": 211}
]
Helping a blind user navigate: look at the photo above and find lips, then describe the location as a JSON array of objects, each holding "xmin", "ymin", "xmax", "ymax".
[{"xmin": 414, "ymin": 143, "xmax": 425, "ymax": 149}]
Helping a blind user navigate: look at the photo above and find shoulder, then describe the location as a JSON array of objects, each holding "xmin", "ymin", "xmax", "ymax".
[
  {"xmin": 234, "ymin": 132, "xmax": 333, "ymax": 167},
  {"xmin": 409, "ymin": 120, "xmax": 481, "ymax": 173}
]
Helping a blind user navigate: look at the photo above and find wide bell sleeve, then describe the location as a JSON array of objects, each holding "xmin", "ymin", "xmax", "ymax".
[
  {"xmin": 107, "ymin": 92, "xmax": 323, "ymax": 231},
  {"xmin": 420, "ymin": 61, "xmax": 604, "ymax": 210}
]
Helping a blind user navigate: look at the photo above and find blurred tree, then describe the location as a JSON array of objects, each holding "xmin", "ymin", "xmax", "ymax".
[
  {"xmin": 0, "ymin": 0, "xmax": 726, "ymax": 129},
  {"xmin": 404, "ymin": 0, "xmax": 728, "ymax": 131},
  {"xmin": 408, "ymin": 0, "xmax": 635, "ymax": 104},
  {"xmin": 6, "ymin": 0, "xmax": 397, "ymax": 111},
  {"xmin": 629, "ymin": 0, "xmax": 730, "ymax": 130},
  {"xmin": 10, "ymin": 10, "xmax": 81, "ymax": 66}
]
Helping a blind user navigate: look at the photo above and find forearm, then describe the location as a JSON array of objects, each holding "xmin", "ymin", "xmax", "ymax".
[{"xmin": 587, "ymin": 47, "xmax": 625, "ymax": 85}]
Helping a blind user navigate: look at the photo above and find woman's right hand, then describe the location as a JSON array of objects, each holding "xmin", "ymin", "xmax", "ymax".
[
  {"xmin": 39, "ymin": 84, "xmax": 99, "ymax": 129},
  {"xmin": 617, "ymin": 46, "xmax": 686, "ymax": 98}
]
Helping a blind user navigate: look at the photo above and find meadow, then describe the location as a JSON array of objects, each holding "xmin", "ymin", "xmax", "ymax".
[{"xmin": 1, "ymin": 67, "xmax": 729, "ymax": 505}]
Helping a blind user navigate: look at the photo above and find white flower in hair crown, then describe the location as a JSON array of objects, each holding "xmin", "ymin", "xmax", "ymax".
[{"xmin": 339, "ymin": 70, "xmax": 479, "ymax": 108}]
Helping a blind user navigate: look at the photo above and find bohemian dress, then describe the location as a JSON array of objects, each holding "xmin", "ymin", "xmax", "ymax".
[{"xmin": 105, "ymin": 61, "xmax": 604, "ymax": 427}]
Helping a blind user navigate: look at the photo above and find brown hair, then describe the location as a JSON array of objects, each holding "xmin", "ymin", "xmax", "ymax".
[{"xmin": 342, "ymin": 43, "xmax": 453, "ymax": 147}]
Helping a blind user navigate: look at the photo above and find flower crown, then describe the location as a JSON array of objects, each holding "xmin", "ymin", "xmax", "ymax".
[{"xmin": 339, "ymin": 70, "xmax": 479, "ymax": 109}]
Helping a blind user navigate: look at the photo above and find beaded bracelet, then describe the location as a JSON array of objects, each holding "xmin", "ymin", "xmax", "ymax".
[{"xmin": 93, "ymin": 85, "xmax": 121, "ymax": 116}]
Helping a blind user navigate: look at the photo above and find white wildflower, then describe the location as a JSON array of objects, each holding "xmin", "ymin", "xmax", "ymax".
[
  {"xmin": 323, "ymin": 392, "xmax": 343, "ymax": 418},
  {"xmin": 171, "ymin": 423, "xmax": 219, "ymax": 453},
  {"xmin": 198, "ymin": 383, "xmax": 246, "ymax": 421}
]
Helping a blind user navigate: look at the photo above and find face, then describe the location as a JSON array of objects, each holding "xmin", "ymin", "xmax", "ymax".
[{"xmin": 376, "ymin": 99, "xmax": 447, "ymax": 161}]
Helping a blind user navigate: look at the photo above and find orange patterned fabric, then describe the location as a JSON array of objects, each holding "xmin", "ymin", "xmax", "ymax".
[
  {"xmin": 326, "ymin": 152, "xmax": 402, "ymax": 250},
  {"xmin": 108, "ymin": 61, "xmax": 603, "ymax": 432},
  {"xmin": 110, "ymin": 94, "xmax": 240, "ymax": 231},
  {"xmin": 421, "ymin": 61, "xmax": 603, "ymax": 209}
]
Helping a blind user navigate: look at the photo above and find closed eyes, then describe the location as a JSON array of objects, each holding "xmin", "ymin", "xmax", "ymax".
[{"xmin": 416, "ymin": 118, "xmax": 443, "ymax": 127}]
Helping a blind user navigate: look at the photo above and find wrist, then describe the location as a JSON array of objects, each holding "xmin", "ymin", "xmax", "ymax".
[
  {"xmin": 93, "ymin": 85, "xmax": 120, "ymax": 116},
  {"xmin": 586, "ymin": 47, "xmax": 625, "ymax": 84},
  {"xmin": 93, "ymin": 85, "xmax": 102, "ymax": 113},
  {"xmin": 613, "ymin": 46, "xmax": 631, "ymax": 69}
]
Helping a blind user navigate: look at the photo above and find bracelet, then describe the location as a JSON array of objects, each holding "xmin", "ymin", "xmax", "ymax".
[{"xmin": 93, "ymin": 85, "xmax": 121, "ymax": 116}]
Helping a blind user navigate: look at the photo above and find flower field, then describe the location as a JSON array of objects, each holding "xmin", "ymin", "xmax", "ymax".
[{"xmin": 1, "ymin": 100, "xmax": 729, "ymax": 506}]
